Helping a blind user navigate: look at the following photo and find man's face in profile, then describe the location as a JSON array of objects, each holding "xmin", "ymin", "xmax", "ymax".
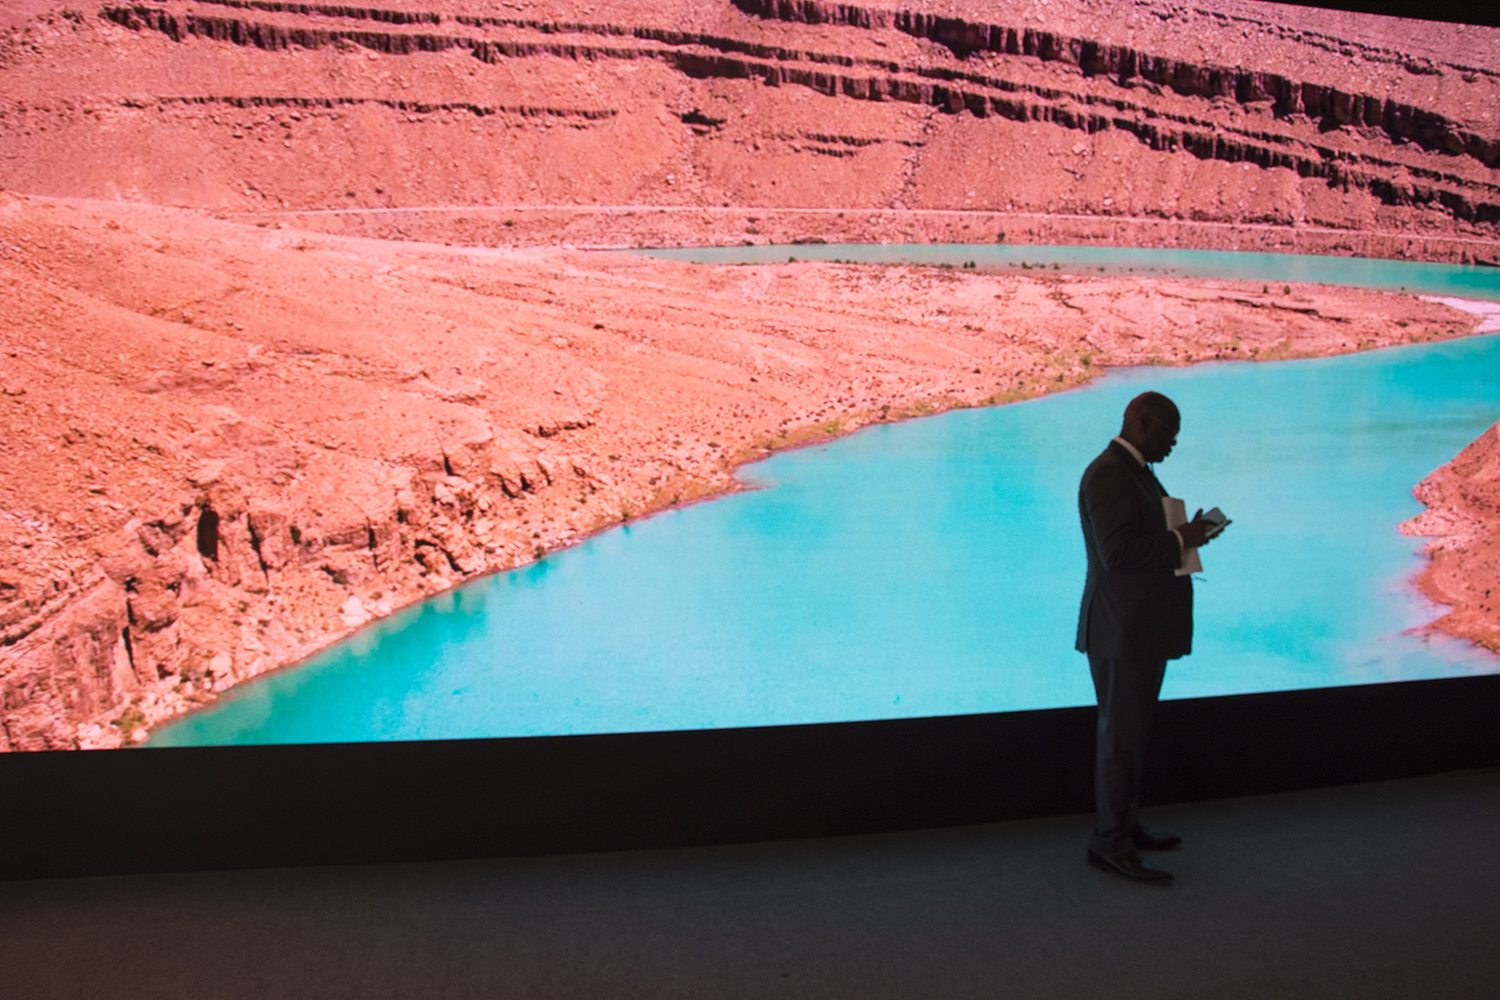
[{"xmin": 1140, "ymin": 412, "xmax": 1179, "ymax": 463}]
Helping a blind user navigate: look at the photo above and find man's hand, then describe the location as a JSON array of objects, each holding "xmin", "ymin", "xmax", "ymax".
[{"xmin": 1178, "ymin": 509, "xmax": 1223, "ymax": 549}]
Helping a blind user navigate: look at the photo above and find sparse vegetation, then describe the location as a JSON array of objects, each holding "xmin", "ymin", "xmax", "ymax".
[{"xmin": 113, "ymin": 702, "xmax": 146, "ymax": 738}]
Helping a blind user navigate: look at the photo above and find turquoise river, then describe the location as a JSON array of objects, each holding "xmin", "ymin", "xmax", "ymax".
[{"xmin": 150, "ymin": 247, "xmax": 1500, "ymax": 747}]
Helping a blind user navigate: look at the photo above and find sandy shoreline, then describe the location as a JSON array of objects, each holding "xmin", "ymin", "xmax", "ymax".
[{"xmin": 0, "ymin": 192, "xmax": 1496, "ymax": 749}]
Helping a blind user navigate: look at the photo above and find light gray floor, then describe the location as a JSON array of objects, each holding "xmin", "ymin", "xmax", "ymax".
[{"xmin": 4, "ymin": 769, "xmax": 1498, "ymax": 1000}]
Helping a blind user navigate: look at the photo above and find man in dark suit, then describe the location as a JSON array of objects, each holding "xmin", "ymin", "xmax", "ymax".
[{"xmin": 1077, "ymin": 391, "xmax": 1222, "ymax": 882}]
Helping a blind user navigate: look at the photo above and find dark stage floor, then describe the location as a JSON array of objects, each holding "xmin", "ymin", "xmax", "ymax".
[{"xmin": 4, "ymin": 768, "xmax": 1498, "ymax": 999}]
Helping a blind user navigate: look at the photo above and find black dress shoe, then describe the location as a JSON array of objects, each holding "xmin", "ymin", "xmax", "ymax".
[
  {"xmin": 1130, "ymin": 828, "xmax": 1182, "ymax": 851},
  {"xmin": 1087, "ymin": 849, "xmax": 1174, "ymax": 882}
]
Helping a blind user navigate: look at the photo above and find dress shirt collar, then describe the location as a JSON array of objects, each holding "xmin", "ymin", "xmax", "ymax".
[{"xmin": 1112, "ymin": 436, "xmax": 1147, "ymax": 468}]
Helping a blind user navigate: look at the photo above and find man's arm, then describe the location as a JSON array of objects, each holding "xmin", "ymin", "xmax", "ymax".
[{"xmin": 1083, "ymin": 460, "xmax": 1182, "ymax": 572}]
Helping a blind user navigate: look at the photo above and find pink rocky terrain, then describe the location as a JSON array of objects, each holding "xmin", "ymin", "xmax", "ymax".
[
  {"xmin": 1, "ymin": 0, "xmax": 1499, "ymax": 748},
  {"xmin": 0, "ymin": 0, "xmax": 1496, "ymax": 259},
  {"xmin": 0, "ymin": 192, "xmax": 1488, "ymax": 749},
  {"xmin": 1403, "ymin": 419, "xmax": 1500, "ymax": 655}
]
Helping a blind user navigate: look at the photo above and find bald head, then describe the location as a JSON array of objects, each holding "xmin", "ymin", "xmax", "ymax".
[
  {"xmin": 1120, "ymin": 391, "xmax": 1180, "ymax": 463},
  {"xmin": 1123, "ymin": 391, "xmax": 1179, "ymax": 429}
]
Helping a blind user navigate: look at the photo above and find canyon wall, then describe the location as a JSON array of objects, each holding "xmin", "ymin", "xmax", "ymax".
[{"xmin": 0, "ymin": 0, "xmax": 1495, "ymax": 259}]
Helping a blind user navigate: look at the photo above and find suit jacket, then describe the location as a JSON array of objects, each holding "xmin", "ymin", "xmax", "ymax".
[{"xmin": 1075, "ymin": 440, "xmax": 1193, "ymax": 660}]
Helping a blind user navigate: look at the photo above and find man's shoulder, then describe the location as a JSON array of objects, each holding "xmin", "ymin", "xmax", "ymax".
[{"xmin": 1081, "ymin": 442, "xmax": 1132, "ymax": 483}]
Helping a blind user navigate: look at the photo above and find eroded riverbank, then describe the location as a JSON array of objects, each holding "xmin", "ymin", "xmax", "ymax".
[
  {"xmin": 0, "ymin": 193, "xmax": 1491, "ymax": 749},
  {"xmin": 1403, "ymin": 419, "xmax": 1500, "ymax": 655}
]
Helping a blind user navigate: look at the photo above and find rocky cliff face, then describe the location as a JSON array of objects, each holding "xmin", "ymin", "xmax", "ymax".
[
  {"xmin": 1403, "ymin": 420, "xmax": 1500, "ymax": 654},
  {"xmin": 0, "ymin": 0, "xmax": 1496, "ymax": 260},
  {"xmin": 98, "ymin": 0, "xmax": 1500, "ymax": 211},
  {"xmin": 738, "ymin": 0, "xmax": 1499, "ymax": 164}
]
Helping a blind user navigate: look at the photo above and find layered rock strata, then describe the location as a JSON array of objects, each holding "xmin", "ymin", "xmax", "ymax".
[
  {"xmin": 0, "ymin": 192, "xmax": 1489, "ymax": 749},
  {"xmin": 0, "ymin": 0, "xmax": 1496, "ymax": 259}
]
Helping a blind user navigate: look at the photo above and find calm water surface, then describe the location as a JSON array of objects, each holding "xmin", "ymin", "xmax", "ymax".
[
  {"xmin": 152, "ymin": 332, "xmax": 1500, "ymax": 747},
  {"xmin": 641, "ymin": 244, "xmax": 1500, "ymax": 301}
]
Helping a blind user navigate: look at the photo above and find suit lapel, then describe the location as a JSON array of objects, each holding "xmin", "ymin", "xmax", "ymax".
[
  {"xmin": 1107, "ymin": 440, "xmax": 1165, "ymax": 497},
  {"xmin": 1142, "ymin": 465, "xmax": 1168, "ymax": 499}
]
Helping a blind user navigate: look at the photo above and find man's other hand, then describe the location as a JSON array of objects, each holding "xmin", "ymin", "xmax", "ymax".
[{"xmin": 1178, "ymin": 509, "xmax": 1221, "ymax": 549}]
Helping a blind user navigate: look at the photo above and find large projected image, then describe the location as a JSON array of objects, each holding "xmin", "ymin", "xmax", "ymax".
[{"xmin": 0, "ymin": 0, "xmax": 1496, "ymax": 751}]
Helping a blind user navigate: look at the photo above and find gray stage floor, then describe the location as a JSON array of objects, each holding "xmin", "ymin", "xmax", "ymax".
[{"xmin": 4, "ymin": 769, "xmax": 1498, "ymax": 1000}]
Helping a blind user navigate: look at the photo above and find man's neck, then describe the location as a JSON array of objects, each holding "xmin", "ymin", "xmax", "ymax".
[{"xmin": 1112, "ymin": 436, "xmax": 1147, "ymax": 467}]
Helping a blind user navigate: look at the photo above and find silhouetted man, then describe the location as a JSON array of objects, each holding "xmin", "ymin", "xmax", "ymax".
[{"xmin": 1076, "ymin": 391, "xmax": 1222, "ymax": 882}]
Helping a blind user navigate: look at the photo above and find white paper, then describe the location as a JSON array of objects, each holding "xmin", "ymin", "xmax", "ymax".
[{"xmin": 1162, "ymin": 497, "xmax": 1202, "ymax": 576}]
